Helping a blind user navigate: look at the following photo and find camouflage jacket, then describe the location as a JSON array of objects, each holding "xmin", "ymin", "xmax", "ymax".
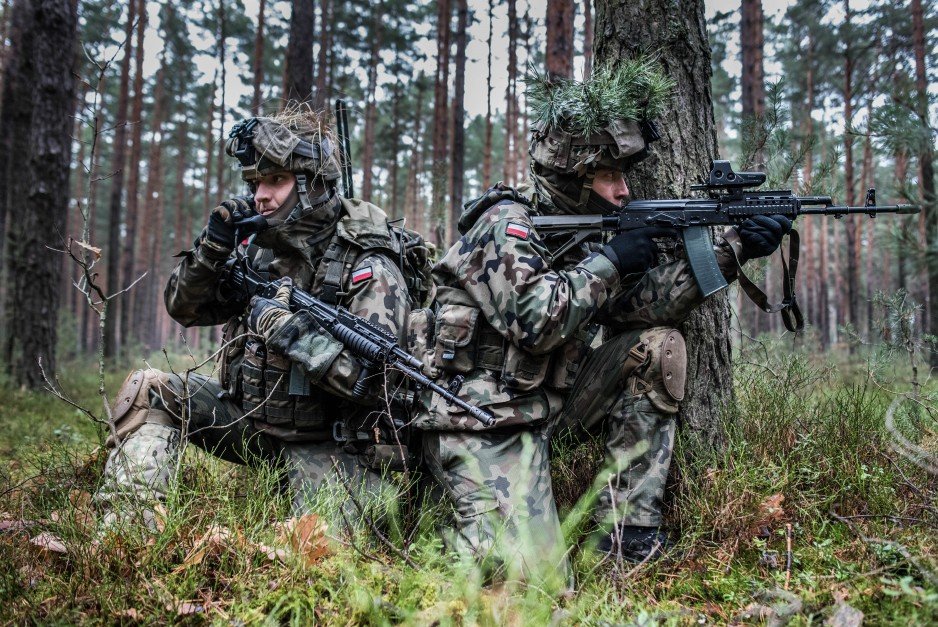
[
  {"xmin": 413, "ymin": 186, "xmax": 742, "ymax": 432},
  {"xmin": 165, "ymin": 195, "xmax": 410, "ymax": 420}
]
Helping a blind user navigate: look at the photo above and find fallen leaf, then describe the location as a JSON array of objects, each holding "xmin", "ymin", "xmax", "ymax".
[
  {"xmin": 750, "ymin": 493, "xmax": 786, "ymax": 535},
  {"xmin": 115, "ymin": 608, "xmax": 140, "ymax": 621},
  {"xmin": 30, "ymin": 531, "xmax": 67, "ymax": 554},
  {"xmin": 173, "ymin": 525, "xmax": 235, "ymax": 574},
  {"xmin": 167, "ymin": 601, "xmax": 203, "ymax": 616},
  {"xmin": 0, "ymin": 519, "xmax": 36, "ymax": 533},
  {"xmin": 278, "ymin": 514, "xmax": 330, "ymax": 565}
]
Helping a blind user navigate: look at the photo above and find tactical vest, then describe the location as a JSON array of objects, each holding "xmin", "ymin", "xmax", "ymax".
[
  {"xmin": 220, "ymin": 197, "xmax": 420, "ymax": 440},
  {"xmin": 409, "ymin": 187, "xmax": 600, "ymax": 427}
]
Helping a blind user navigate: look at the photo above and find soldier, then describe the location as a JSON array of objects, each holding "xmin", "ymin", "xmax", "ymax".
[
  {"xmin": 95, "ymin": 109, "xmax": 414, "ymax": 528},
  {"xmin": 409, "ymin": 61, "xmax": 791, "ymax": 578}
]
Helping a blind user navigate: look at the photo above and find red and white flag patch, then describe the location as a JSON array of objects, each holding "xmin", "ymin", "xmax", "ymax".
[
  {"xmin": 351, "ymin": 266, "xmax": 374, "ymax": 284},
  {"xmin": 505, "ymin": 222, "xmax": 531, "ymax": 240}
]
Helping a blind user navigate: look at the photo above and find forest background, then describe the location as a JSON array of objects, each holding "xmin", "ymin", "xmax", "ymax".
[{"xmin": 0, "ymin": 0, "xmax": 936, "ymax": 624}]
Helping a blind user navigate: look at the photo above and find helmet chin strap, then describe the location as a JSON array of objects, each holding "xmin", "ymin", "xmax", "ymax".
[{"xmin": 284, "ymin": 173, "xmax": 333, "ymax": 222}]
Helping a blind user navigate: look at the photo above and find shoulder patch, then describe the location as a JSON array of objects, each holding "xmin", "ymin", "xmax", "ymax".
[
  {"xmin": 505, "ymin": 222, "xmax": 531, "ymax": 240},
  {"xmin": 351, "ymin": 265, "xmax": 374, "ymax": 284}
]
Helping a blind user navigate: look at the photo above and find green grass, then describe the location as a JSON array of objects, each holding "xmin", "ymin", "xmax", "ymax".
[{"xmin": 1, "ymin": 349, "xmax": 936, "ymax": 625}]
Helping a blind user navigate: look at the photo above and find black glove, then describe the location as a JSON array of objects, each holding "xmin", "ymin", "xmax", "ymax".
[
  {"xmin": 204, "ymin": 196, "xmax": 256, "ymax": 250},
  {"xmin": 601, "ymin": 226, "xmax": 677, "ymax": 277},
  {"xmin": 737, "ymin": 214, "xmax": 792, "ymax": 260}
]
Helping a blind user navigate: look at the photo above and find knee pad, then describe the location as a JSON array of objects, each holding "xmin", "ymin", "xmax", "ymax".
[
  {"xmin": 107, "ymin": 369, "xmax": 175, "ymax": 447},
  {"xmin": 626, "ymin": 328, "xmax": 686, "ymax": 414}
]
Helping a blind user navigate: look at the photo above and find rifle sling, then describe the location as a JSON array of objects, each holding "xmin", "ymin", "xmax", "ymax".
[{"xmin": 732, "ymin": 229, "xmax": 804, "ymax": 333}]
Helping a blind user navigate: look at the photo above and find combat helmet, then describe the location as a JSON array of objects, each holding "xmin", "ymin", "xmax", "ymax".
[
  {"xmin": 225, "ymin": 108, "xmax": 342, "ymax": 193},
  {"xmin": 526, "ymin": 59, "xmax": 673, "ymax": 214}
]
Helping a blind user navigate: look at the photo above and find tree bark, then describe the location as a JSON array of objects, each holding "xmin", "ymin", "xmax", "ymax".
[
  {"xmin": 120, "ymin": 0, "xmax": 147, "ymax": 351},
  {"xmin": 283, "ymin": 0, "xmax": 315, "ymax": 105},
  {"xmin": 911, "ymin": 0, "xmax": 937, "ymax": 365},
  {"xmin": 103, "ymin": 0, "xmax": 136, "ymax": 359},
  {"xmin": 251, "ymin": 0, "xmax": 266, "ymax": 115},
  {"xmin": 404, "ymin": 75, "xmax": 426, "ymax": 234},
  {"xmin": 215, "ymin": 0, "xmax": 227, "ymax": 197},
  {"xmin": 430, "ymin": 0, "xmax": 451, "ymax": 245},
  {"xmin": 582, "ymin": 0, "xmax": 593, "ymax": 78},
  {"xmin": 546, "ymin": 0, "xmax": 574, "ymax": 78},
  {"xmin": 449, "ymin": 0, "xmax": 468, "ymax": 242},
  {"xmin": 314, "ymin": 0, "xmax": 330, "ymax": 109},
  {"xmin": 360, "ymin": 1, "xmax": 383, "ymax": 202},
  {"xmin": 482, "ymin": 0, "xmax": 494, "ymax": 188},
  {"xmin": 595, "ymin": 0, "xmax": 731, "ymax": 448},
  {"xmin": 4, "ymin": 0, "xmax": 77, "ymax": 387},
  {"xmin": 503, "ymin": 0, "xmax": 518, "ymax": 185},
  {"xmin": 841, "ymin": 0, "xmax": 860, "ymax": 342}
]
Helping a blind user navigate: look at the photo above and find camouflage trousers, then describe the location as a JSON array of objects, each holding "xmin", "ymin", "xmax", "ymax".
[
  {"xmin": 95, "ymin": 368, "xmax": 394, "ymax": 527},
  {"xmin": 421, "ymin": 424, "xmax": 570, "ymax": 586},
  {"xmin": 555, "ymin": 327, "xmax": 683, "ymax": 529}
]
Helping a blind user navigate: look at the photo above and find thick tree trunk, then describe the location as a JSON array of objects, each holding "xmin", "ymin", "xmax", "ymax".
[
  {"xmin": 449, "ymin": 0, "xmax": 468, "ymax": 242},
  {"xmin": 841, "ymin": 0, "xmax": 860, "ymax": 342},
  {"xmin": 546, "ymin": 0, "xmax": 574, "ymax": 78},
  {"xmin": 595, "ymin": 0, "xmax": 731, "ymax": 448},
  {"xmin": 4, "ymin": 0, "xmax": 77, "ymax": 387},
  {"xmin": 404, "ymin": 76, "xmax": 426, "ymax": 233},
  {"xmin": 430, "ymin": 0, "xmax": 451, "ymax": 245},
  {"xmin": 103, "ymin": 0, "xmax": 136, "ymax": 359},
  {"xmin": 283, "ymin": 0, "xmax": 314, "ymax": 104},
  {"xmin": 120, "ymin": 0, "xmax": 146, "ymax": 351},
  {"xmin": 251, "ymin": 0, "xmax": 266, "ymax": 115}
]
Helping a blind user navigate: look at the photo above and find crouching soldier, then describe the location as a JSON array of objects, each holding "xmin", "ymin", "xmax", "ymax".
[{"xmin": 95, "ymin": 110, "xmax": 415, "ymax": 528}]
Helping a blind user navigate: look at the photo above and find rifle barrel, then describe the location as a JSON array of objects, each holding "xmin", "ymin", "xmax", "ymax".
[{"xmin": 799, "ymin": 204, "xmax": 920, "ymax": 216}]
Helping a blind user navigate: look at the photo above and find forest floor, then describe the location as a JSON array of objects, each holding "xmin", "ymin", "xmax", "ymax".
[{"xmin": 0, "ymin": 343, "xmax": 936, "ymax": 625}]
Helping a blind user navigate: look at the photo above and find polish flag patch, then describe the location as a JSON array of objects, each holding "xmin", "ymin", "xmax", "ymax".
[
  {"xmin": 351, "ymin": 266, "xmax": 374, "ymax": 284},
  {"xmin": 505, "ymin": 222, "xmax": 531, "ymax": 240}
]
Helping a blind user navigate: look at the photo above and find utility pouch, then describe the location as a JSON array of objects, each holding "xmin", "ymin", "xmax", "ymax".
[
  {"xmin": 407, "ymin": 307, "xmax": 438, "ymax": 378},
  {"xmin": 241, "ymin": 338, "xmax": 267, "ymax": 417},
  {"xmin": 432, "ymin": 303, "xmax": 480, "ymax": 374},
  {"xmin": 219, "ymin": 317, "xmax": 247, "ymax": 395},
  {"xmin": 500, "ymin": 343, "xmax": 550, "ymax": 391},
  {"xmin": 363, "ymin": 444, "xmax": 411, "ymax": 472},
  {"xmin": 546, "ymin": 326, "xmax": 599, "ymax": 390},
  {"xmin": 261, "ymin": 352, "xmax": 293, "ymax": 425}
]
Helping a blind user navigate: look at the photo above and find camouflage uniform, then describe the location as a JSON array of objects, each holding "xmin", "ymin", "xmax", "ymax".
[{"xmin": 95, "ymin": 116, "xmax": 411, "ymax": 527}]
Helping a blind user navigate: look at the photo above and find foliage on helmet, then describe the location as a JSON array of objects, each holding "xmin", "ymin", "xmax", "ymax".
[{"xmin": 525, "ymin": 57, "xmax": 674, "ymax": 138}]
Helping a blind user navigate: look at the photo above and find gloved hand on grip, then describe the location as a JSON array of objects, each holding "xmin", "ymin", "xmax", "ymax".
[
  {"xmin": 601, "ymin": 226, "xmax": 677, "ymax": 277},
  {"xmin": 249, "ymin": 277, "xmax": 295, "ymax": 340},
  {"xmin": 204, "ymin": 195, "xmax": 257, "ymax": 250},
  {"xmin": 736, "ymin": 214, "xmax": 792, "ymax": 260}
]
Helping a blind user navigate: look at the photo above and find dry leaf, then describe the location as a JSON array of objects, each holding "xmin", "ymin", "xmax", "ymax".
[
  {"xmin": 30, "ymin": 531, "xmax": 67, "ymax": 554},
  {"xmin": 167, "ymin": 601, "xmax": 203, "ymax": 616},
  {"xmin": 73, "ymin": 240, "xmax": 102, "ymax": 260},
  {"xmin": 0, "ymin": 519, "xmax": 36, "ymax": 533},
  {"xmin": 751, "ymin": 493, "xmax": 786, "ymax": 534},
  {"xmin": 115, "ymin": 608, "xmax": 140, "ymax": 621},
  {"xmin": 278, "ymin": 514, "xmax": 330, "ymax": 565},
  {"xmin": 173, "ymin": 525, "xmax": 235, "ymax": 574}
]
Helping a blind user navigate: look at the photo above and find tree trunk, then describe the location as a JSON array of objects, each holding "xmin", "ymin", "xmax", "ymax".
[
  {"xmin": 595, "ymin": 0, "xmax": 731, "ymax": 448},
  {"xmin": 313, "ymin": 0, "xmax": 330, "ymax": 109},
  {"xmin": 482, "ymin": 0, "xmax": 494, "ymax": 188},
  {"xmin": 449, "ymin": 0, "xmax": 468, "ymax": 242},
  {"xmin": 251, "ymin": 0, "xmax": 266, "ymax": 115},
  {"xmin": 120, "ymin": 0, "xmax": 147, "ymax": 351},
  {"xmin": 4, "ymin": 0, "xmax": 77, "ymax": 387},
  {"xmin": 360, "ymin": 2, "xmax": 383, "ymax": 202},
  {"xmin": 841, "ymin": 0, "xmax": 860, "ymax": 342},
  {"xmin": 912, "ymin": 0, "xmax": 938, "ymax": 365},
  {"xmin": 215, "ymin": 0, "xmax": 227, "ymax": 197},
  {"xmin": 503, "ymin": 0, "xmax": 518, "ymax": 185},
  {"xmin": 404, "ymin": 75, "xmax": 426, "ymax": 233},
  {"xmin": 430, "ymin": 0, "xmax": 451, "ymax": 245},
  {"xmin": 283, "ymin": 0, "xmax": 315, "ymax": 104},
  {"xmin": 546, "ymin": 0, "xmax": 574, "ymax": 78},
  {"xmin": 103, "ymin": 0, "xmax": 136, "ymax": 359},
  {"xmin": 582, "ymin": 0, "xmax": 593, "ymax": 78}
]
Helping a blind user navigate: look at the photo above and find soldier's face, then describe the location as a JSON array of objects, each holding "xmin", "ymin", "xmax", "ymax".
[
  {"xmin": 254, "ymin": 171, "xmax": 297, "ymax": 216},
  {"xmin": 592, "ymin": 169, "xmax": 630, "ymax": 207}
]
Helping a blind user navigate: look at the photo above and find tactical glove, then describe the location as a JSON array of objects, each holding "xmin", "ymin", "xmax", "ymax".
[
  {"xmin": 736, "ymin": 214, "xmax": 792, "ymax": 260},
  {"xmin": 249, "ymin": 277, "xmax": 294, "ymax": 340},
  {"xmin": 204, "ymin": 196, "xmax": 257, "ymax": 250},
  {"xmin": 601, "ymin": 226, "xmax": 677, "ymax": 277}
]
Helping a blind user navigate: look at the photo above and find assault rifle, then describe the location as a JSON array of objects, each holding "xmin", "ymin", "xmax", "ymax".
[
  {"xmin": 532, "ymin": 160, "xmax": 919, "ymax": 331},
  {"xmin": 222, "ymin": 259, "xmax": 496, "ymax": 426}
]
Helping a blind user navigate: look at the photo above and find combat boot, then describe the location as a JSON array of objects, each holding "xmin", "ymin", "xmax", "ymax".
[{"xmin": 596, "ymin": 525, "xmax": 671, "ymax": 563}]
